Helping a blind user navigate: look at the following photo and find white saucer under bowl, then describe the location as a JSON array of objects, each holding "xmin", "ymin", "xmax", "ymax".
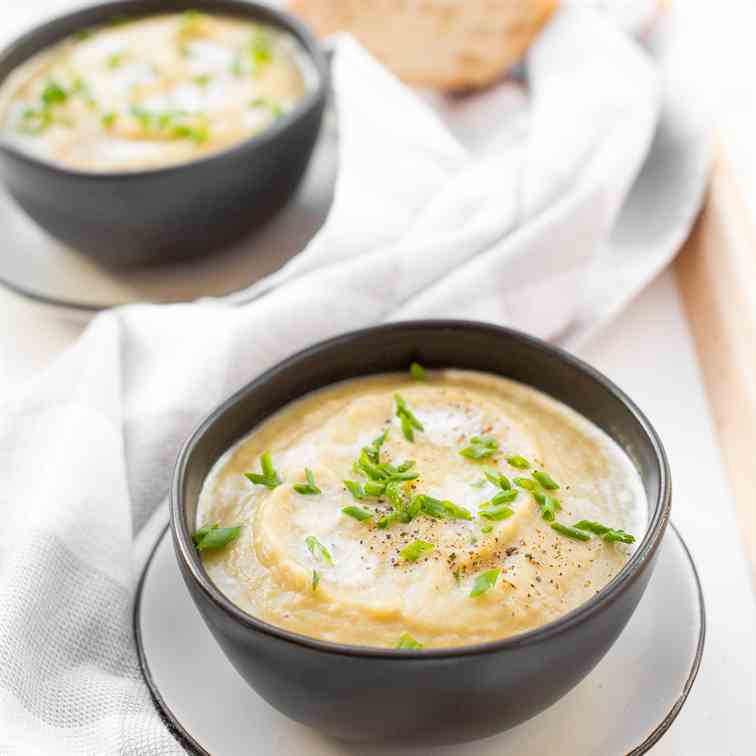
[{"xmin": 135, "ymin": 522, "xmax": 705, "ymax": 755}]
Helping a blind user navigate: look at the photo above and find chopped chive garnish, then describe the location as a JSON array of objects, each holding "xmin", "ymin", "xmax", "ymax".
[
  {"xmin": 343, "ymin": 479, "xmax": 365, "ymax": 500},
  {"xmin": 106, "ymin": 52, "xmax": 124, "ymax": 69},
  {"xmin": 312, "ymin": 569, "xmax": 320, "ymax": 591},
  {"xmin": 400, "ymin": 413, "xmax": 415, "ymax": 442},
  {"xmin": 179, "ymin": 9, "xmax": 204, "ymax": 30},
  {"xmin": 399, "ymin": 539, "xmax": 435, "ymax": 561},
  {"xmin": 602, "ymin": 529, "xmax": 636, "ymax": 544},
  {"xmin": 244, "ymin": 451, "xmax": 282, "ymax": 489},
  {"xmin": 481, "ymin": 524, "xmax": 494, "ymax": 534},
  {"xmin": 479, "ymin": 505, "xmax": 513, "ymax": 521},
  {"xmin": 342, "ymin": 505, "xmax": 372, "ymax": 522},
  {"xmin": 364, "ymin": 431, "xmax": 387, "ymax": 463},
  {"xmin": 533, "ymin": 491, "xmax": 561, "ymax": 522},
  {"xmin": 195, "ymin": 524, "xmax": 241, "ymax": 551},
  {"xmin": 574, "ymin": 520, "xmax": 635, "ymax": 544},
  {"xmin": 377, "ymin": 512, "xmax": 399, "ymax": 529},
  {"xmin": 459, "ymin": 435, "xmax": 499, "ymax": 461},
  {"xmin": 260, "ymin": 450, "xmax": 278, "ymax": 482},
  {"xmin": 442, "ymin": 500, "xmax": 473, "ymax": 520},
  {"xmin": 192, "ymin": 522, "xmax": 218, "ymax": 546},
  {"xmin": 513, "ymin": 477, "xmax": 537, "ymax": 491},
  {"xmin": 485, "ymin": 468, "xmax": 511, "ymax": 490},
  {"xmin": 405, "ymin": 493, "xmax": 422, "ymax": 521},
  {"xmin": 249, "ymin": 97, "xmax": 283, "ymax": 117},
  {"xmin": 395, "ymin": 394, "xmax": 424, "ymax": 442},
  {"xmin": 385, "ymin": 480, "xmax": 406, "ymax": 509},
  {"xmin": 412, "ymin": 495, "xmax": 470, "ymax": 521},
  {"xmin": 507, "ymin": 455, "xmax": 531, "ymax": 470},
  {"xmin": 42, "ymin": 81, "xmax": 67, "ymax": 107},
  {"xmin": 305, "ymin": 535, "xmax": 333, "ymax": 565},
  {"xmin": 364, "ymin": 481, "xmax": 386, "ymax": 497},
  {"xmin": 551, "ymin": 522, "xmax": 591, "ymax": 541},
  {"xmin": 416, "ymin": 495, "xmax": 445, "ymax": 519},
  {"xmin": 409, "ymin": 362, "xmax": 426, "ymax": 381},
  {"xmin": 469, "ymin": 568, "xmax": 501, "ymax": 597},
  {"xmin": 101, "ymin": 111, "xmax": 117, "ymax": 128},
  {"xmin": 396, "ymin": 633, "xmax": 423, "ymax": 649},
  {"xmin": 573, "ymin": 520, "xmax": 609, "ymax": 535},
  {"xmin": 293, "ymin": 468, "xmax": 321, "ymax": 495},
  {"xmin": 192, "ymin": 73, "xmax": 212, "ymax": 86},
  {"xmin": 532, "ymin": 470, "xmax": 559, "ymax": 490},
  {"xmin": 491, "ymin": 489, "xmax": 517, "ymax": 505}
]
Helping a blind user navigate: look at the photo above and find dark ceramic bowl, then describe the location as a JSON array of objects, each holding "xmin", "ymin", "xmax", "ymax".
[
  {"xmin": 170, "ymin": 321, "xmax": 671, "ymax": 745},
  {"xmin": 0, "ymin": 0, "xmax": 328, "ymax": 268}
]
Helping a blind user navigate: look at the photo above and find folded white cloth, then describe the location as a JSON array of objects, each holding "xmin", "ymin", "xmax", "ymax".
[{"xmin": 0, "ymin": 6, "xmax": 709, "ymax": 754}]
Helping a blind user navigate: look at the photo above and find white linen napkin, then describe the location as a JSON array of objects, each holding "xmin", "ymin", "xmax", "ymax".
[{"xmin": 0, "ymin": 6, "xmax": 709, "ymax": 753}]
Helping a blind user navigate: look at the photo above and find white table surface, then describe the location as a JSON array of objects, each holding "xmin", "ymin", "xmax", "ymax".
[{"xmin": 2, "ymin": 1, "xmax": 755, "ymax": 754}]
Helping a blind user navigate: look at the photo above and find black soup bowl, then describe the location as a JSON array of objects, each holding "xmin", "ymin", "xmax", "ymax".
[
  {"xmin": 0, "ymin": 0, "xmax": 329, "ymax": 268},
  {"xmin": 170, "ymin": 321, "xmax": 671, "ymax": 745}
]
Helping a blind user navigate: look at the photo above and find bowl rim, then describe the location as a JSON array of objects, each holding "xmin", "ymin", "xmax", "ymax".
[
  {"xmin": 0, "ymin": 0, "xmax": 329, "ymax": 180},
  {"xmin": 170, "ymin": 320, "xmax": 672, "ymax": 659}
]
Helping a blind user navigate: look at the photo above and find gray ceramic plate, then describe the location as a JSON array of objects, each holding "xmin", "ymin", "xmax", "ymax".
[{"xmin": 134, "ymin": 522, "xmax": 704, "ymax": 755}]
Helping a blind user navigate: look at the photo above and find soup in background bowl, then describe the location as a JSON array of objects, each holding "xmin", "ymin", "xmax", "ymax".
[{"xmin": 0, "ymin": 11, "xmax": 314, "ymax": 172}]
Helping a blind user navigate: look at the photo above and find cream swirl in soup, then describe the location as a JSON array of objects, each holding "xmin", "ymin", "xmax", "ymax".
[
  {"xmin": 0, "ymin": 12, "xmax": 311, "ymax": 171},
  {"xmin": 196, "ymin": 370, "xmax": 646, "ymax": 649}
]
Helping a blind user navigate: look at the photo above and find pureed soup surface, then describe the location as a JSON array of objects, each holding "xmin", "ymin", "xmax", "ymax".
[
  {"xmin": 197, "ymin": 370, "xmax": 646, "ymax": 649},
  {"xmin": 0, "ymin": 11, "xmax": 310, "ymax": 171}
]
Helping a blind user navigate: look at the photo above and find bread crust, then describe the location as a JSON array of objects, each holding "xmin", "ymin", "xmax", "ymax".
[{"xmin": 288, "ymin": 0, "xmax": 558, "ymax": 90}]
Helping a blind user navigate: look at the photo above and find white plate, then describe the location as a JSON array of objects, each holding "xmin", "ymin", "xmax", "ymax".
[{"xmin": 135, "ymin": 523, "xmax": 704, "ymax": 755}]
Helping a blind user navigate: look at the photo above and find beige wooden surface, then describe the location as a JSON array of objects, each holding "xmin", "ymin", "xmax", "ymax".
[{"xmin": 677, "ymin": 152, "xmax": 756, "ymax": 587}]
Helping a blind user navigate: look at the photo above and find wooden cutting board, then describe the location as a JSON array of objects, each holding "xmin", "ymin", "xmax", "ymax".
[{"xmin": 677, "ymin": 148, "xmax": 756, "ymax": 587}]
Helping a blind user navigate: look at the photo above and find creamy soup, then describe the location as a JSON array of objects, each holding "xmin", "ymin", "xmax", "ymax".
[
  {"xmin": 0, "ymin": 12, "xmax": 311, "ymax": 171},
  {"xmin": 196, "ymin": 369, "xmax": 646, "ymax": 649}
]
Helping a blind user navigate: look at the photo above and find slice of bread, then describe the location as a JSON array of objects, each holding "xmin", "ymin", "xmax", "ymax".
[{"xmin": 288, "ymin": 0, "xmax": 558, "ymax": 90}]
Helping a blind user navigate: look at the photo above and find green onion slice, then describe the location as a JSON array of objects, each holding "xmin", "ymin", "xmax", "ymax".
[
  {"xmin": 244, "ymin": 451, "xmax": 282, "ymax": 489},
  {"xmin": 532, "ymin": 470, "xmax": 560, "ymax": 490},
  {"xmin": 409, "ymin": 362, "xmax": 426, "ymax": 381},
  {"xmin": 574, "ymin": 520, "xmax": 635, "ymax": 544},
  {"xmin": 479, "ymin": 505, "xmax": 513, "ymax": 521},
  {"xmin": 396, "ymin": 632, "xmax": 423, "ymax": 649},
  {"xmin": 459, "ymin": 435, "xmax": 499, "ymax": 461},
  {"xmin": 196, "ymin": 525, "xmax": 241, "ymax": 551},
  {"xmin": 395, "ymin": 394, "xmax": 424, "ymax": 442},
  {"xmin": 533, "ymin": 491, "xmax": 561, "ymax": 522},
  {"xmin": 513, "ymin": 477, "xmax": 537, "ymax": 491},
  {"xmin": 506, "ymin": 455, "xmax": 531, "ymax": 470},
  {"xmin": 341, "ymin": 505, "xmax": 372, "ymax": 522},
  {"xmin": 293, "ymin": 468, "xmax": 321, "ymax": 495},
  {"xmin": 551, "ymin": 522, "xmax": 591, "ymax": 541},
  {"xmin": 343, "ymin": 479, "xmax": 366, "ymax": 500},
  {"xmin": 399, "ymin": 539, "xmax": 435, "ymax": 561},
  {"xmin": 305, "ymin": 535, "xmax": 333, "ymax": 565},
  {"xmin": 491, "ymin": 489, "xmax": 518, "ymax": 506},
  {"xmin": 469, "ymin": 568, "xmax": 501, "ymax": 597}
]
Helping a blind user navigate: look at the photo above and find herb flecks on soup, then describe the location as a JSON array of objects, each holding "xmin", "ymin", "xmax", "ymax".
[
  {"xmin": 0, "ymin": 12, "xmax": 309, "ymax": 171},
  {"xmin": 196, "ymin": 370, "xmax": 646, "ymax": 649}
]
